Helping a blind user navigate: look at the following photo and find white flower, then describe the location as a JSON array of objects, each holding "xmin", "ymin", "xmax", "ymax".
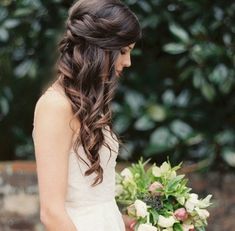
[
  {"xmin": 198, "ymin": 194, "xmax": 212, "ymax": 208},
  {"xmin": 160, "ymin": 162, "xmax": 171, "ymax": 173},
  {"xmin": 120, "ymin": 168, "xmax": 133, "ymax": 183},
  {"xmin": 152, "ymin": 162, "xmax": 172, "ymax": 177},
  {"xmin": 137, "ymin": 223, "xmax": 158, "ymax": 231},
  {"xmin": 185, "ymin": 193, "xmax": 199, "ymax": 212},
  {"xmin": 170, "ymin": 170, "xmax": 176, "ymax": 179},
  {"xmin": 194, "ymin": 207, "xmax": 210, "ymax": 220},
  {"xmin": 120, "ymin": 168, "xmax": 133, "ymax": 179},
  {"xmin": 176, "ymin": 196, "xmax": 185, "ymax": 205},
  {"xmin": 134, "ymin": 199, "xmax": 148, "ymax": 218},
  {"xmin": 115, "ymin": 184, "xmax": 123, "ymax": 196},
  {"xmin": 182, "ymin": 223, "xmax": 194, "ymax": 231},
  {"xmin": 157, "ymin": 215, "xmax": 176, "ymax": 228},
  {"xmin": 152, "ymin": 166, "xmax": 161, "ymax": 177}
]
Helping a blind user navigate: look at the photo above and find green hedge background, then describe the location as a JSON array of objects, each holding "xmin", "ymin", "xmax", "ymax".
[{"xmin": 0, "ymin": 0, "xmax": 234, "ymax": 171}]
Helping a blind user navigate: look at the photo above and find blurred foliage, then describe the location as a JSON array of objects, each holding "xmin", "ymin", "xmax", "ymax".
[
  {"xmin": 0, "ymin": 0, "xmax": 69, "ymax": 159},
  {"xmin": 0, "ymin": 0, "xmax": 235, "ymax": 171}
]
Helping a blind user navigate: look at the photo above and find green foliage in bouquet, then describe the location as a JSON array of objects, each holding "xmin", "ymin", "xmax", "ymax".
[{"xmin": 115, "ymin": 159, "xmax": 212, "ymax": 231}]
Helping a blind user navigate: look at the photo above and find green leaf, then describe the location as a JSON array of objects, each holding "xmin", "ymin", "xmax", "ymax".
[
  {"xmin": 134, "ymin": 115, "xmax": 155, "ymax": 131},
  {"xmin": 175, "ymin": 90, "xmax": 190, "ymax": 107},
  {"xmin": 0, "ymin": 8, "xmax": 8, "ymax": 21},
  {"xmin": 215, "ymin": 130, "xmax": 235, "ymax": 145},
  {"xmin": 113, "ymin": 114, "xmax": 131, "ymax": 133},
  {"xmin": 167, "ymin": 175, "xmax": 185, "ymax": 191},
  {"xmin": 219, "ymin": 75, "xmax": 234, "ymax": 94},
  {"xmin": 125, "ymin": 90, "xmax": 145, "ymax": 116},
  {"xmin": 170, "ymin": 120, "xmax": 193, "ymax": 140},
  {"xmin": 0, "ymin": 28, "xmax": 9, "ymax": 41},
  {"xmin": 0, "ymin": 97, "xmax": 9, "ymax": 116},
  {"xmin": 13, "ymin": 8, "xmax": 34, "ymax": 17},
  {"xmin": 201, "ymin": 82, "xmax": 216, "ymax": 102},
  {"xmin": 163, "ymin": 201, "xmax": 174, "ymax": 211},
  {"xmin": 138, "ymin": 1, "xmax": 152, "ymax": 13},
  {"xmin": 144, "ymin": 144, "xmax": 162, "ymax": 156},
  {"xmin": 3, "ymin": 19, "xmax": 20, "ymax": 29},
  {"xmin": 125, "ymin": 0, "xmax": 138, "ymax": 5},
  {"xmin": 173, "ymin": 223, "xmax": 183, "ymax": 231},
  {"xmin": 14, "ymin": 59, "xmax": 33, "ymax": 78},
  {"xmin": 163, "ymin": 43, "xmax": 187, "ymax": 54},
  {"xmin": 190, "ymin": 44, "xmax": 204, "ymax": 64},
  {"xmin": 131, "ymin": 48, "xmax": 142, "ymax": 56},
  {"xmin": 147, "ymin": 104, "xmax": 167, "ymax": 122},
  {"xmin": 222, "ymin": 148, "xmax": 235, "ymax": 167},
  {"xmin": 141, "ymin": 15, "xmax": 159, "ymax": 28},
  {"xmin": 196, "ymin": 227, "xmax": 206, "ymax": 231},
  {"xmin": 119, "ymin": 142, "xmax": 133, "ymax": 160},
  {"xmin": 190, "ymin": 20, "xmax": 207, "ymax": 36},
  {"xmin": 193, "ymin": 69, "xmax": 205, "ymax": 88},
  {"xmin": 149, "ymin": 127, "xmax": 178, "ymax": 152},
  {"xmin": 162, "ymin": 90, "xmax": 175, "ymax": 106},
  {"xmin": 209, "ymin": 64, "xmax": 228, "ymax": 85},
  {"xmin": 169, "ymin": 23, "xmax": 190, "ymax": 43},
  {"xmin": 149, "ymin": 209, "xmax": 159, "ymax": 225}
]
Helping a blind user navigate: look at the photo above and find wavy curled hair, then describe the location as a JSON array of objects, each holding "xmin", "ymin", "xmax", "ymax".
[{"xmin": 56, "ymin": 0, "xmax": 141, "ymax": 186}]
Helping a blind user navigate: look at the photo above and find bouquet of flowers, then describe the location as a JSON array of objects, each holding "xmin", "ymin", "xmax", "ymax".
[{"xmin": 115, "ymin": 159, "xmax": 212, "ymax": 231}]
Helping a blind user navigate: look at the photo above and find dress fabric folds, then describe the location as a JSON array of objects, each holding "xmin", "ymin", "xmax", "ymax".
[{"xmin": 65, "ymin": 126, "xmax": 125, "ymax": 231}]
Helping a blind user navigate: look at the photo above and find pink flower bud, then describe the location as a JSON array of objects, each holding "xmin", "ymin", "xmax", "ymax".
[
  {"xmin": 174, "ymin": 208, "xmax": 188, "ymax": 221},
  {"xmin": 189, "ymin": 227, "xmax": 195, "ymax": 231},
  {"xmin": 148, "ymin": 182, "xmax": 163, "ymax": 196}
]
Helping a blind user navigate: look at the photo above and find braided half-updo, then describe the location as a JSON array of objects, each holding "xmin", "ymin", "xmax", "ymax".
[{"xmin": 56, "ymin": 0, "xmax": 141, "ymax": 186}]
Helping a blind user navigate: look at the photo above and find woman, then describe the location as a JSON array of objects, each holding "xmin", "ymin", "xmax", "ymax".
[{"xmin": 32, "ymin": 0, "xmax": 141, "ymax": 230}]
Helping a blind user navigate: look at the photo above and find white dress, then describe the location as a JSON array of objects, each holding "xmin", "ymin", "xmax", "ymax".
[{"xmin": 65, "ymin": 126, "xmax": 125, "ymax": 231}]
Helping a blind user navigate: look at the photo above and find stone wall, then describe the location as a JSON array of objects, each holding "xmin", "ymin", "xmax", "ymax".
[
  {"xmin": 0, "ymin": 162, "xmax": 43, "ymax": 231},
  {"xmin": 0, "ymin": 161, "xmax": 234, "ymax": 231}
]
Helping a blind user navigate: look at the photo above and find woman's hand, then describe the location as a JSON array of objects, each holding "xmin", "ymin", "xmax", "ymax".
[{"xmin": 122, "ymin": 214, "xmax": 136, "ymax": 231}]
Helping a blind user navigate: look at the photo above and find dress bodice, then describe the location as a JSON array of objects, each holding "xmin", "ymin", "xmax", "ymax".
[
  {"xmin": 65, "ymin": 126, "xmax": 119, "ymax": 207},
  {"xmin": 64, "ymin": 126, "xmax": 125, "ymax": 231}
]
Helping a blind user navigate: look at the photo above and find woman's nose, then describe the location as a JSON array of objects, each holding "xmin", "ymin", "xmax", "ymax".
[{"xmin": 123, "ymin": 54, "xmax": 131, "ymax": 68}]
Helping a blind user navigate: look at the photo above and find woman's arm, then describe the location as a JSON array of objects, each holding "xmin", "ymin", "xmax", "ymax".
[{"xmin": 33, "ymin": 91, "xmax": 78, "ymax": 231}]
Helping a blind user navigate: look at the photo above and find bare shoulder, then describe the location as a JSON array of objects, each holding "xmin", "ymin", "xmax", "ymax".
[
  {"xmin": 35, "ymin": 87, "xmax": 72, "ymax": 115},
  {"xmin": 33, "ymin": 86, "xmax": 80, "ymax": 134}
]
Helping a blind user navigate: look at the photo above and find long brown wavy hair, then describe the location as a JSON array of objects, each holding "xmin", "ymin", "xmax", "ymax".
[{"xmin": 56, "ymin": 0, "xmax": 141, "ymax": 186}]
